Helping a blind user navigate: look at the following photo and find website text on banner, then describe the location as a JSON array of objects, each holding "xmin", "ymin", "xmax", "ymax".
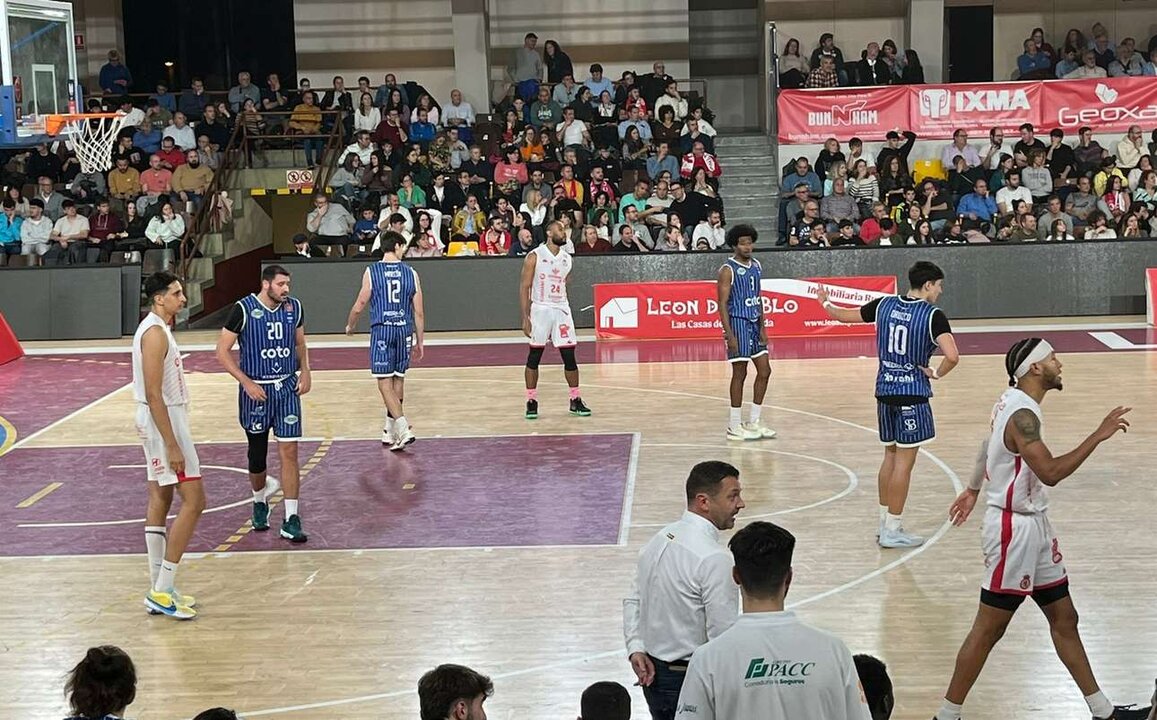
[
  {"xmin": 777, "ymin": 77, "xmax": 1156, "ymax": 143},
  {"xmin": 594, "ymin": 276, "xmax": 897, "ymax": 340},
  {"xmin": 1147, "ymin": 268, "xmax": 1157, "ymax": 327}
]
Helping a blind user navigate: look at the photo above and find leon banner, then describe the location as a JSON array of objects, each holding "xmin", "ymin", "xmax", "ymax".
[{"xmin": 594, "ymin": 276, "xmax": 896, "ymax": 340}]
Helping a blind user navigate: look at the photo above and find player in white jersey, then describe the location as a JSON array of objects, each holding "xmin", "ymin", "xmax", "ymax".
[
  {"xmin": 933, "ymin": 339, "xmax": 1149, "ymax": 720},
  {"xmin": 519, "ymin": 219, "xmax": 591, "ymax": 419},
  {"xmin": 132, "ymin": 272, "xmax": 205, "ymax": 620}
]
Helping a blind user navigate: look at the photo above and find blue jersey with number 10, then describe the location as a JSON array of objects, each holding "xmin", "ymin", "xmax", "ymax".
[
  {"xmin": 237, "ymin": 294, "xmax": 301, "ymax": 382},
  {"xmin": 874, "ymin": 295, "xmax": 937, "ymax": 398},
  {"xmin": 369, "ymin": 260, "xmax": 417, "ymax": 327},
  {"xmin": 725, "ymin": 257, "xmax": 762, "ymax": 321}
]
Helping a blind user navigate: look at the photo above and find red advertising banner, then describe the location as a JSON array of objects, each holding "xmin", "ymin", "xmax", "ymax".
[
  {"xmin": 776, "ymin": 86, "xmax": 909, "ymax": 143},
  {"xmin": 594, "ymin": 276, "xmax": 897, "ymax": 340},
  {"xmin": 1040, "ymin": 76, "xmax": 1157, "ymax": 135},
  {"xmin": 778, "ymin": 76, "xmax": 1157, "ymax": 143},
  {"xmin": 908, "ymin": 81, "xmax": 1040, "ymax": 136}
]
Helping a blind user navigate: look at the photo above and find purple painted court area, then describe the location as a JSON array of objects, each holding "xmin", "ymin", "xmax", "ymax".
[
  {"xmin": 0, "ymin": 434, "xmax": 633, "ymax": 557},
  {"xmin": 0, "ymin": 356, "xmax": 130, "ymax": 440}
]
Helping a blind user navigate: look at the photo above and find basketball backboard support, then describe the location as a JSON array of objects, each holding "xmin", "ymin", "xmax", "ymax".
[{"xmin": 0, "ymin": 0, "xmax": 81, "ymax": 146}]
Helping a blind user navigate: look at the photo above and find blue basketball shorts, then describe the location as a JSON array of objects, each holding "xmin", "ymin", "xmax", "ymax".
[
  {"xmin": 238, "ymin": 374, "xmax": 302, "ymax": 440},
  {"xmin": 877, "ymin": 400, "xmax": 935, "ymax": 447},
  {"xmin": 726, "ymin": 317, "xmax": 768, "ymax": 362},
  {"xmin": 370, "ymin": 323, "xmax": 411, "ymax": 378}
]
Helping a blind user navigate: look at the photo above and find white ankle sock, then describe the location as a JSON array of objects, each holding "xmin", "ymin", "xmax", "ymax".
[
  {"xmin": 284, "ymin": 498, "xmax": 299, "ymax": 519},
  {"xmin": 154, "ymin": 559, "xmax": 178, "ymax": 593},
  {"xmin": 396, "ymin": 416, "xmax": 409, "ymax": 433},
  {"xmin": 729, "ymin": 407, "xmax": 742, "ymax": 429},
  {"xmin": 385, "ymin": 416, "xmax": 395, "ymax": 433},
  {"xmin": 885, "ymin": 513, "xmax": 902, "ymax": 532},
  {"xmin": 935, "ymin": 700, "xmax": 963, "ymax": 720},
  {"xmin": 879, "ymin": 505, "xmax": 889, "ymax": 526},
  {"xmin": 144, "ymin": 526, "xmax": 166, "ymax": 585},
  {"xmin": 1085, "ymin": 691, "xmax": 1113, "ymax": 718},
  {"xmin": 253, "ymin": 487, "xmax": 266, "ymax": 504},
  {"xmin": 749, "ymin": 403, "xmax": 762, "ymax": 424}
]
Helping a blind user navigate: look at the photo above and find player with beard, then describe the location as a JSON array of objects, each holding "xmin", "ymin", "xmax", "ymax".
[
  {"xmin": 933, "ymin": 338, "xmax": 1149, "ymax": 720},
  {"xmin": 520, "ymin": 220, "xmax": 591, "ymax": 419}
]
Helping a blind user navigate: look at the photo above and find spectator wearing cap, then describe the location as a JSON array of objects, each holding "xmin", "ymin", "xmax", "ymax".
[
  {"xmin": 584, "ymin": 63, "xmax": 613, "ymax": 100},
  {"xmin": 510, "ymin": 32, "xmax": 543, "ymax": 102},
  {"xmin": 99, "ymin": 50, "xmax": 132, "ymax": 94},
  {"xmin": 830, "ymin": 218, "xmax": 863, "ymax": 246},
  {"xmin": 809, "ymin": 33, "xmax": 847, "ymax": 85}
]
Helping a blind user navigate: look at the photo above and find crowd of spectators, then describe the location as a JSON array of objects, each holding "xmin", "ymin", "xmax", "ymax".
[
  {"xmin": 1017, "ymin": 24, "xmax": 1157, "ymax": 79},
  {"xmin": 779, "ymin": 33, "xmax": 925, "ymax": 89},
  {"xmin": 780, "ymin": 122, "xmax": 1157, "ymax": 247},
  {"xmin": 289, "ymin": 34, "xmax": 729, "ymax": 259}
]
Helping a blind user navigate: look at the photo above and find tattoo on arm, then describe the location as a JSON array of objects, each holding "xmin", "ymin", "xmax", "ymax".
[{"xmin": 1012, "ymin": 409, "xmax": 1041, "ymax": 444}]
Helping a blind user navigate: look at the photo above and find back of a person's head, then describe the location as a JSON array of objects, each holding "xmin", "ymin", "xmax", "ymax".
[
  {"xmin": 192, "ymin": 709, "xmax": 239, "ymax": 720},
  {"xmin": 418, "ymin": 663, "xmax": 493, "ymax": 720},
  {"xmin": 853, "ymin": 654, "xmax": 894, "ymax": 720},
  {"xmin": 65, "ymin": 646, "xmax": 137, "ymax": 719},
  {"xmin": 579, "ymin": 680, "xmax": 631, "ymax": 720},
  {"xmin": 728, "ymin": 521, "xmax": 795, "ymax": 598}
]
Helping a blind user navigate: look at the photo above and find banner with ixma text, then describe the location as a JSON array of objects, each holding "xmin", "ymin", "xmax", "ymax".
[{"xmin": 594, "ymin": 276, "xmax": 897, "ymax": 340}]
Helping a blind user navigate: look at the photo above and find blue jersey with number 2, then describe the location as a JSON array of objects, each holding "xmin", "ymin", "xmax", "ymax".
[{"xmin": 874, "ymin": 295, "xmax": 937, "ymax": 398}]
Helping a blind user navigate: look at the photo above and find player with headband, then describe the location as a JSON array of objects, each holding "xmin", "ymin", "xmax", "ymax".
[{"xmin": 932, "ymin": 338, "xmax": 1149, "ymax": 720}]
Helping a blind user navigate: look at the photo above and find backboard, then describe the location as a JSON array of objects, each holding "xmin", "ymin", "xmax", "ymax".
[{"xmin": 0, "ymin": 0, "xmax": 81, "ymax": 146}]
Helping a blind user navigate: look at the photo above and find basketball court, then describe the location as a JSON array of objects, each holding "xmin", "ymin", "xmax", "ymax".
[{"xmin": 1, "ymin": 318, "xmax": 1154, "ymax": 719}]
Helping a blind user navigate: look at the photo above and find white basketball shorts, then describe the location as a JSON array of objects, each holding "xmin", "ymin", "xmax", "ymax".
[
  {"xmin": 529, "ymin": 303, "xmax": 577, "ymax": 348},
  {"xmin": 135, "ymin": 403, "xmax": 202, "ymax": 487},
  {"xmin": 980, "ymin": 506, "xmax": 1067, "ymax": 595}
]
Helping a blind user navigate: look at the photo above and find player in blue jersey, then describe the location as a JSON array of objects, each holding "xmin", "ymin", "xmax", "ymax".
[
  {"xmin": 346, "ymin": 231, "xmax": 425, "ymax": 451},
  {"xmin": 215, "ymin": 265, "xmax": 312, "ymax": 543},
  {"xmin": 716, "ymin": 224, "xmax": 775, "ymax": 441},
  {"xmin": 817, "ymin": 261, "xmax": 960, "ymax": 548}
]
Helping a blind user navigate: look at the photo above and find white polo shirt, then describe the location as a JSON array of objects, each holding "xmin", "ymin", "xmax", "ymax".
[
  {"xmin": 623, "ymin": 511, "xmax": 738, "ymax": 662},
  {"xmin": 675, "ymin": 611, "xmax": 871, "ymax": 720}
]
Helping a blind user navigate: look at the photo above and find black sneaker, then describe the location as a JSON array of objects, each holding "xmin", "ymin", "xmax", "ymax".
[
  {"xmin": 1099, "ymin": 706, "xmax": 1153, "ymax": 720},
  {"xmin": 525, "ymin": 399, "xmax": 538, "ymax": 419},
  {"xmin": 569, "ymin": 397, "xmax": 592, "ymax": 416}
]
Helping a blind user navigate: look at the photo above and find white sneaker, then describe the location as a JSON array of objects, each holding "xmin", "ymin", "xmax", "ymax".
[
  {"xmin": 879, "ymin": 527, "xmax": 925, "ymax": 548},
  {"xmin": 391, "ymin": 426, "xmax": 415, "ymax": 451},
  {"xmin": 381, "ymin": 428, "xmax": 394, "ymax": 446},
  {"xmin": 726, "ymin": 425, "xmax": 760, "ymax": 441},
  {"xmin": 743, "ymin": 422, "xmax": 777, "ymax": 439}
]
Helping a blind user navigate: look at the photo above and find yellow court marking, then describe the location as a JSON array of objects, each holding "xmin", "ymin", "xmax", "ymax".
[
  {"xmin": 0, "ymin": 413, "xmax": 16, "ymax": 456},
  {"xmin": 213, "ymin": 438, "xmax": 334, "ymax": 553},
  {"xmin": 17, "ymin": 482, "xmax": 63, "ymax": 509}
]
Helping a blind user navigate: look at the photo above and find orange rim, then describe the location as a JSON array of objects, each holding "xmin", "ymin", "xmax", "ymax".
[{"xmin": 44, "ymin": 113, "xmax": 123, "ymax": 136}]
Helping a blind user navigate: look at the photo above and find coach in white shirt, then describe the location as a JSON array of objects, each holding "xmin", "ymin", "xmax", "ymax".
[
  {"xmin": 624, "ymin": 461, "xmax": 745, "ymax": 720},
  {"xmin": 676, "ymin": 521, "xmax": 871, "ymax": 720}
]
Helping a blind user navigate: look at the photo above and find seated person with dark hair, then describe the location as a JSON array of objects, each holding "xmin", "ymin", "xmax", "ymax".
[
  {"xmin": 579, "ymin": 681, "xmax": 631, "ymax": 720},
  {"xmin": 829, "ymin": 218, "xmax": 863, "ymax": 246},
  {"xmin": 854, "ymin": 654, "xmax": 894, "ymax": 720}
]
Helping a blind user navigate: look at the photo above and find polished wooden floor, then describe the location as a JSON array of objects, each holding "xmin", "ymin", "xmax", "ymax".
[{"xmin": 1, "ymin": 334, "xmax": 1155, "ymax": 719}]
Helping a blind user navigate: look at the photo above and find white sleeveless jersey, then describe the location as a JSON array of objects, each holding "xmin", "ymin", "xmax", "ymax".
[
  {"xmin": 132, "ymin": 312, "xmax": 189, "ymax": 406},
  {"xmin": 530, "ymin": 244, "xmax": 572, "ymax": 308},
  {"xmin": 985, "ymin": 389, "xmax": 1049, "ymax": 515}
]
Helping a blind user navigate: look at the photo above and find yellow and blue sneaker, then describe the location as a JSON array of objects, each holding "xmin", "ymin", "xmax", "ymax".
[{"xmin": 144, "ymin": 589, "xmax": 196, "ymax": 619}]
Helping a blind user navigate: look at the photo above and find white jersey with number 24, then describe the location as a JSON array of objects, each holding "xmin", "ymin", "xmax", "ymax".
[{"xmin": 530, "ymin": 244, "xmax": 571, "ymax": 308}]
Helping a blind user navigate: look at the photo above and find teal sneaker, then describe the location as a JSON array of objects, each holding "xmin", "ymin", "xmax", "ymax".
[
  {"xmin": 252, "ymin": 501, "xmax": 271, "ymax": 531},
  {"xmin": 280, "ymin": 514, "xmax": 308, "ymax": 543},
  {"xmin": 569, "ymin": 397, "xmax": 592, "ymax": 416}
]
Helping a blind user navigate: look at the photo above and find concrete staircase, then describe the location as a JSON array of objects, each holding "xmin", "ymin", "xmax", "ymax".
[{"xmin": 715, "ymin": 134, "xmax": 779, "ymax": 244}]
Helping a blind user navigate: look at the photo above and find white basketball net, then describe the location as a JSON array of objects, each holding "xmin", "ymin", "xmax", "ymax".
[{"xmin": 65, "ymin": 113, "xmax": 128, "ymax": 175}]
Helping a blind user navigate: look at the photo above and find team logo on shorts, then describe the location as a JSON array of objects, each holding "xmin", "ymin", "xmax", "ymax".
[
  {"xmin": 250, "ymin": 308, "xmax": 265, "ymax": 319},
  {"xmin": 249, "ymin": 421, "xmax": 264, "ymax": 432},
  {"xmin": 1020, "ymin": 575, "xmax": 1031, "ymax": 590},
  {"xmin": 904, "ymin": 419, "xmax": 918, "ymax": 431},
  {"xmin": 284, "ymin": 415, "xmax": 299, "ymax": 425},
  {"xmin": 376, "ymin": 340, "xmax": 387, "ymax": 351}
]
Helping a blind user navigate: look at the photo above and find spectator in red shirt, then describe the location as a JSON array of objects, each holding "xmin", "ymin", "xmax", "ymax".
[
  {"xmin": 588, "ymin": 166, "xmax": 616, "ymax": 206},
  {"xmin": 155, "ymin": 136, "xmax": 186, "ymax": 170},
  {"xmin": 480, "ymin": 214, "xmax": 512, "ymax": 255},
  {"xmin": 87, "ymin": 198, "xmax": 124, "ymax": 261},
  {"xmin": 680, "ymin": 141, "xmax": 722, "ymax": 180},
  {"xmin": 556, "ymin": 164, "xmax": 585, "ymax": 205},
  {"xmin": 373, "ymin": 107, "xmax": 408, "ymax": 149},
  {"xmin": 858, "ymin": 202, "xmax": 889, "ymax": 244}
]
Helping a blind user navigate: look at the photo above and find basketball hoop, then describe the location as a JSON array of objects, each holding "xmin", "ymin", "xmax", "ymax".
[{"xmin": 44, "ymin": 112, "xmax": 127, "ymax": 174}]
